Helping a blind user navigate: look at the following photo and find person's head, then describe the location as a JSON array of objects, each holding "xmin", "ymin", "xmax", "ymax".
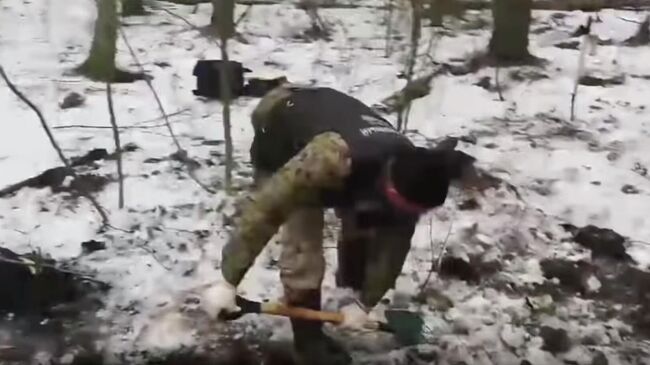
[{"xmin": 386, "ymin": 138, "xmax": 482, "ymax": 214}]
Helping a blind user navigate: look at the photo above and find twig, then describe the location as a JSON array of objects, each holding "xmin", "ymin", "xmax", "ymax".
[
  {"xmin": 418, "ymin": 216, "xmax": 436, "ymax": 294},
  {"xmin": 136, "ymin": 244, "xmax": 172, "ymax": 271},
  {"xmin": 131, "ymin": 107, "xmax": 191, "ymax": 125},
  {"xmin": 436, "ymin": 219, "xmax": 453, "ymax": 272},
  {"xmin": 106, "ymin": 82, "xmax": 124, "ymax": 209},
  {"xmin": 495, "ymin": 65, "xmax": 505, "ymax": 101},
  {"xmin": 118, "ymin": 26, "xmax": 215, "ymax": 194},
  {"xmin": 53, "ymin": 122, "xmax": 173, "ymax": 130},
  {"xmin": 617, "ymin": 15, "xmax": 644, "ymax": 24},
  {"xmin": 0, "ymin": 65, "xmax": 110, "ymax": 226},
  {"xmin": 235, "ymin": 4, "xmax": 252, "ymax": 26},
  {"xmin": 0, "ymin": 256, "xmax": 108, "ymax": 286},
  {"xmin": 417, "ymin": 215, "xmax": 454, "ymax": 294},
  {"xmin": 570, "ymin": 90, "xmax": 577, "ymax": 120},
  {"xmin": 52, "ymin": 107, "xmax": 191, "ymax": 130},
  {"xmin": 630, "ymin": 240, "xmax": 650, "ymax": 247},
  {"xmin": 571, "ymin": 33, "xmax": 589, "ymax": 121}
]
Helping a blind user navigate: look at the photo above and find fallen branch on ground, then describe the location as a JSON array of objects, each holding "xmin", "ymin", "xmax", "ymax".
[
  {"xmin": 52, "ymin": 108, "xmax": 191, "ymax": 130},
  {"xmin": 0, "ymin": 65, "xmax": 110, "ymax": 227},
  {"xmin": 0, "ymin": 255, "xmax": 108, "ymax": 286},
  {"xmin": 119, "ymin": 26, "xmax": 216, "ymax": 194},
  {"xmin": 53, "ymin": 122, "xmax": 177, "ymax": 130}
]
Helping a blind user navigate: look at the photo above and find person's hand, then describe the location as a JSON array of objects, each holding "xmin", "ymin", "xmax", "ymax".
[
  {"xmin": 339, "ymin": 301, "xmax": 370, "ymax": 330},
  {"xmin": 200, "ymin": 281, "xmax": 240, "ymax": 320}
]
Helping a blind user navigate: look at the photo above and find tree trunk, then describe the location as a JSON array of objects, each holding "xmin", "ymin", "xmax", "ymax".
[
  {"xmin": 398, "ymin": 0, "xmax": 422, "ymax": 132},
  {"xmin": 212, "ymin": 0, "xmax": 235, "ymax": 37},
  {"xmin": 219, "ymin": 42, "xmax": 234, "ymax": 193},
  {"xmin": 384, "ymin": 0, "xmax": 394, "ymax": 57},
  {"xmin": 80, "ymin": 0, "xmax": 118, "ymax": 81},
  {"xmin": 121, "ymin": 0, "xmax": 145, "ymax": 16},
  {"xmin": 427, "ymin": 0, "xmax": 443, "ymax": 27},
  {"xmin": 214, "ymin": 0, "xmax": 236, "ymax": 192},
  {"xmin": 488, "ymin": 0, "xmax": 532, "ymax": 63}
]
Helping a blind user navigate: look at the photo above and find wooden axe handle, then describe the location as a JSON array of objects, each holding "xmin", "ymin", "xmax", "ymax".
[{"xmin": 260, "ymin": 302, "xmax": 345, "ymax": 324}]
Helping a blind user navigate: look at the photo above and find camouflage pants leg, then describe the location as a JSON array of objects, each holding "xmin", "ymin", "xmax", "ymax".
[{"xmin": 279, "ymin": 207, "xmax": 325, "ymax": 304}]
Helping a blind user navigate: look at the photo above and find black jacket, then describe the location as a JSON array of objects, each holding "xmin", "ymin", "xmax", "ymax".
[{"xmin": 250, "ymin": 86, "xmax": 415, "ymax": 225}]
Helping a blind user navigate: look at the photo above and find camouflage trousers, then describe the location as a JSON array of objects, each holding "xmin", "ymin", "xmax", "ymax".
[{"xmin": 255, "ymin": 171, "xmax": 414, "ymax": 307}]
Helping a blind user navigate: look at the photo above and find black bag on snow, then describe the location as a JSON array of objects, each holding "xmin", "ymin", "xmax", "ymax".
[{"xmin": 192, "ymin": 60, "xmax": 251, "ymax": 99}]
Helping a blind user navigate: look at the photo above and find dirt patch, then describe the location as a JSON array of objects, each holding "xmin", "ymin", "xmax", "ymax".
[
  {"xmin": 539, "ymin": 326, "xmax": 572, "ymax": 354},
  {"xmin": 534, "ymin": 254, "xmax": 650, "ymax": 340},
  {"xmin": 0, "ymin": 247, "xmax": 107, "ymax": 316},
  {"xmin": 438, "ymin": 254, "xmax": 502, "ymax": 284},
  {"xmin": 579, "ymin": 74, "xmax": 625, "ymax": 87},
  {"xmin": 561, "ymin": 224, "xmax": 631, "ymax": 261}
]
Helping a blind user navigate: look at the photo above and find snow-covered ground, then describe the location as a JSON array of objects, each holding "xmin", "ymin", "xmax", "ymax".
[{"xmin": 1, "ymin": 0, "xmax": 650, "ymax": 364}]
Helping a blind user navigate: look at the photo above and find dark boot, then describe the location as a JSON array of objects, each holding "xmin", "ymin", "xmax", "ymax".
[{"xmin": 289, "ymin": 290, "xmax": 352, "ymax": 365}]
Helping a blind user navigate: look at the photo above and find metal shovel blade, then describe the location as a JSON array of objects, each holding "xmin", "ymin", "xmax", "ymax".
[{"xmin": 384, "ymin": 309, "xmax": 426, "ymax": 346}]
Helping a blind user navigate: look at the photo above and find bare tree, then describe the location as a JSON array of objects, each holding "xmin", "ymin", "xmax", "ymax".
[
  {"xmin": 106, "ymin": 83, "xmax": 125, "ymax": 208},
  {"xmin": 119, "ymin": 27, "xmax": 216, "ymax": 194},
  {"xmin": 121, "ymin": 0, "xmax": 145, "ymax": 16},
  {"xmin": 385, "ymin": 0, "xmax": 395, "ymax": 57},
  {"xmin": 213, "ymin": 0, "xmax": 236, "ymax": 192},
  {"xmin": 79, "ymin": 0, "xmax": 143, "ymax": 82},
  {"xmin": 488, "ymin": 0, "xmax": 532, "ymax": 63},
  {"xmin": 398, "ymin": 0, "xmax": 423, "ymax": 132}
]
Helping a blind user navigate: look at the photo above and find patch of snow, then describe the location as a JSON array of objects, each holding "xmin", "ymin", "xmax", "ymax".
[{"xmin": 1, "ymin": 0, "xmax": 650, "ymax": 363}]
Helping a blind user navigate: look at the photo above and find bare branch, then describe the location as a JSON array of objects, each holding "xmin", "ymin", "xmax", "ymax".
[
  {"xmin": 136, "ymin": 243, "xmax": 172, "ymax": 271},
  {"xmin": 0, "ymin": 65, "xmax": 110, "ymax": 226},
  {"xmin": 418, "ymin": 216, "xmax": 437, "ymax": 294},
  {"xmin": 106, "ymin": 82, "xmax": 125, "ymax": 209},
  {"xmin": 235, "ymin": 4, "xmax": 253, "ymax": 26},
  {"xmin": 118, "ymin": 26, "xmax": 216, "ymax": 194},
  {"xmin": 617, "ymin": 15, "xmax": 644, "ymax": 24},
  {"xmin": 571, "ymin": 34, "xmax": 590, "ymax": 120},
  {"xmin": 436, "ymin": 219, "xmax": 454, "ymax": 271},
  {"xmin": 54, "ymin": 123, "xmax": 169, "ymax": 130},
  {"xmin": 131, "ymin": 107, "xmax": 191, "ymax": 125},
  {"xmin": 53, "ymin": 109, "xmax": 191, "ymax": 130}
]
